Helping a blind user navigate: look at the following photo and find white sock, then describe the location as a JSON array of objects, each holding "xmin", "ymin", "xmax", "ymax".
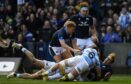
[
  {"xmin": 16, "ymin": 73, "xmax": 21, "ymax": 78},
  {"xmin": 48, "ymin": 73, "xmax": 62, "ymax": 80},
  {"xmin": 67, "ymin": 73, "xmax": 74, "ymax": 80},
  {"xmin": 21, "ymin": 48, "xmax": 27, "ymax": 53}
]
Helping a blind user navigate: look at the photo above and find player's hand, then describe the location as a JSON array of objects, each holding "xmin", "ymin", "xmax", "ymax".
[
  {"xmin": 73, "ymin": 49, "xmax": 81, "ymax": 55},
  {"xmin": 91, "ymin": 35, "xmax": 99, "ymax": 43},
  {"xmin": 73, "ymin": 49, "xmax": 80, "ymax": 53},
  {"xmin": 0, "ymin": 39, "xmax": 10, "ymax": 48}
]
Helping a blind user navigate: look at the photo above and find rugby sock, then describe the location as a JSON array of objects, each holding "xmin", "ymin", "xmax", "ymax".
[
  {"xmin": 21, "ymin": 47, "xmax": 28, "ymax": 53},
  {"xmin": 47, "ymin": 69, "xmax": 56, "ymax": 76},
  {"xmin": 67, "ymin": 73, "xmax": 74, "ymax": 80},
  {"xmin": 15, "ymin": 73, "xmax": 22, "ymax": 78},
  {"xmin": 48, "ymin": 73, "xmax": 62, "ymax": 80}
]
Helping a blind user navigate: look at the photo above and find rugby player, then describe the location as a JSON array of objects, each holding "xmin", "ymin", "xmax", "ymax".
[
  {"xmin": 87, "ymin": 53, "xmax": 116, "ymax": 81},
  {"xmin": 0, "ymin": 41, "xmax": 56, "ymax": 79},
  {"xmin": 42, "ymin": 46, "xmax": 101, "ymax": 81},
  {"xmin": 49, "ymin": 21, "xmax": 80, "ymax": 62},
  {"xmin": 69, "ymin": 2, "xmax": 98, "ymax": 50}
]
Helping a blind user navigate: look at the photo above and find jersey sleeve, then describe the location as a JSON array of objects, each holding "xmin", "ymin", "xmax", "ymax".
[
  {"xmin": 106, "ymin": 66, "xmax": 113, "ymax": 74},
  {"xmin": 95, "ymin": 55, "xmax": 101, "ymax": 67},
  {"xmin": 58, "ymin": 31, "xmax": 64, "ymax": 40},
  {"xmin": 68, "ymin": 15, "xmax": 77, "ymax": 22},
  {"xmin": 71, "ymin": 33, "xmax": 75, "ymax": 40},
  {"xmin": 89, "ymin": 16, "xmax": 93, "ymax": 27}
]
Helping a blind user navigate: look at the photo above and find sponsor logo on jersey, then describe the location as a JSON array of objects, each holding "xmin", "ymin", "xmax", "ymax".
[{"xmin": 78, "ymin": 22, "xmax": 89, "ymax": 26}]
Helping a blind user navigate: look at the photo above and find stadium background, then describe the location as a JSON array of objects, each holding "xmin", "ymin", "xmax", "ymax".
[{"xmin": 0, "ymin": 0, "xmax": 131, "ymax": 76}]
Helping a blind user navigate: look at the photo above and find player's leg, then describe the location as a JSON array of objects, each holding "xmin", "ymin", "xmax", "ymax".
[
  {"xmin": 59, "ymin": 68, "xmax": 78, "ymax": 81},
  {"xmin": 42, "ymin": 56, "xmax": 80, "ymax": 77},
  {"xmin": 49, "ymin": 46, "xmax": 69, "ymax": 62},
  {"xmin": 12, "ymin": 43, "xmax": 45, "ymax": 69},
  {"xmin": 47, "ymin": 72, "xmax": 62, "ymax": 80},
  {"xmin": 55, "ymin": 56, "xmax": 83, "ymax": 77},
  {"xmin": 7, "ymin": 69, "xmax": 45, "ymax": 79},
  {"xmin": 49, "ymin": 46, "xmax": 63, "ymax": 62},
  {"xmin": 41, "ymin": 63, "xmax": 62, "ymax": 81},
  {"xmin": 42, "ymin": 63, "xmax": 72, "ymax": 81},
  {"xmin": 59, "ymin": 57, "xmax": 90, "ymax": 81},
  {"xmin": 12, "ymin": 43, "xmax": 56, "ymax": 70},
  {"xmin": 53, "ymin": 49, "xmax": 72, "ymax": 62},
  {"xmin": 55, "ymin": 56, "xmax": 81, "ymax": 75},
  {"xmin": 42, "ymin": 60, "xmax": 66, "ymax": 77}
]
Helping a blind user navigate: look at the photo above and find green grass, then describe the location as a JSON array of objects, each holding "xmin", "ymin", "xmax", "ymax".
[{"xmin": 0, "ymin": 75, "xmax": 131, "ymax": 84}]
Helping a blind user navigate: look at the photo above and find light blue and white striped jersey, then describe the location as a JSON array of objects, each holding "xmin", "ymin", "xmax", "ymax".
[{"xmin": 82, "ymin": 48, "xmax": 100, "ymax": 69}]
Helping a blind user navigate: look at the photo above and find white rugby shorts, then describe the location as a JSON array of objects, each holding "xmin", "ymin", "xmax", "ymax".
[
  {"xmin": 49, "ymin": 46, "xmax": 66, "ymax": 57},
  {"xmin": 66, "ymin": 56, "xmax": 90, "ymax": 74},
  {"xmin": 76, "ymin": 38, "xmax": 95, "ymax": 50}
]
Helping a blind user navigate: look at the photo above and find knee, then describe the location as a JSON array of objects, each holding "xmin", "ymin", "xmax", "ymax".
[{"xmin": 59, "ymin": 61, "xmax": 66, "ymax": 67}]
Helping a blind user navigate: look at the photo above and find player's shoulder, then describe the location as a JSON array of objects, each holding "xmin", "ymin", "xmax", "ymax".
[
  {"xmin": 57, "ymin": 27, "xmax": 67, "ymax": 36},
  {"xmin": 56, "ymin": 27, "xmax": 64, "ymax": 33},
  {"xmin": 86, "ymin": 15, "xmax": 93, "ymax": 19},
  {"xmin": 87, "ymin": 14, "xmax": 92, "ymax": 17},
  {"xmin": 69, "ymin": 15, "xmax": 78, "ymax": 20}
]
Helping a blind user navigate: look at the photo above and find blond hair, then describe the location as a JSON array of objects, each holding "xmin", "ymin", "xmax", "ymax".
[
  {"xmin": 108, "ymin": 53, "xmax": 116, "ymax": 62},
  {"xmin": 64, "ymin": 21, "xmax": 76, "ymax": 28},
  {"xmin": 80, "ymin": 2, "xmax": 89, "ymax": 7},
  {"xmin": 75, "ymin": 2, "xmax": 89, "ymax": 11}
]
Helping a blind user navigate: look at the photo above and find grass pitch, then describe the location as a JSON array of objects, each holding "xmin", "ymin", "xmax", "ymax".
[{"xmin": 0, "ymin": 75, "xmax": 131, "ymax": 84}]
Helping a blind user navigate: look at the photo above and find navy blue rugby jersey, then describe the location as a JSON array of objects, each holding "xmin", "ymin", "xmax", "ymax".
[
  {"xmin": 69, "ymin": 14, "xmax": 93, "ymax": 38},
  {"xmin": 50, "ymin": 27, "xmax": 75, "ymax": 47},
  {"xmin": 100, "ymin": 62, "xmax": 112, "ymax": 79}
]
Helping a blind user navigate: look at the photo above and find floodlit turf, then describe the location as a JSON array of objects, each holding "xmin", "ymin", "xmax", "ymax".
[{"xmin": 0, "ymin": 75, "xmax": 131, "ymax": 84}]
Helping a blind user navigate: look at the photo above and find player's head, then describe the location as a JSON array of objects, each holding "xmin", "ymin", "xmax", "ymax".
[
  {"xmin": 64, "ymin": 21, "xmax": 76, "ymax": 34},
  {"xmin": 79, "ymin": 2, "xmax": 89, "ymax": 16},
  {"xmin": 80, "ymin": 6, "xmax": 89, "ymax": 16},
  {"xmin": 103, "ymin": 53, "xmax": 116, "ymax": 65}
]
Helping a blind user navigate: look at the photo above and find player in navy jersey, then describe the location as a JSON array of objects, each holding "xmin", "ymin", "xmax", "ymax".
[
  {"xmin": 100, "ymin": 53, "xmax": 116, "ymax": 81},
  {"xmin": 49, "ymin": 21, "xmax": 80, "ymax": 62},
  {"xmin": 87, "ymin": 53, "xmax": 116, "ymax": 81},
  {"xmin": 69, "ymin": 3, "xmax": 98, "ymax": 50}
]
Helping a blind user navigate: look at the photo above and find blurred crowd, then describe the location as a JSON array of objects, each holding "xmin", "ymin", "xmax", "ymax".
[{"xmin": 0, "ymin": 0, "xmax": 131, "ymax": 44}]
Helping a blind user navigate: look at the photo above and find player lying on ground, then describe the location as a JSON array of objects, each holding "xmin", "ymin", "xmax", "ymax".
[
  {"xmin": 87, "ymin": 53, "xmax": 116, "ymax": 81},
  {"xmin": 0, "ymin": 40, "xmax": 56, "ymax": 79},
  {"xmin": 7, "ymin": 42, "xmax": 99, "ymax": 81},
  {"xmin": 6, "ymin": 42, "xmax": 115, "ymax": 81},
  {"xmin": 42, "ymin": 46, "xmax": 101, "ymax": 81},
  {"xmin": 0, "ymin": 38, "xmax": 114, "ymax": 81},
  {"xmin": 7, "ymin": 43, "xmax": 58, "ymax": 79},
  {"xmin": 6, "ymin": 42, "xmax": 77, "ymax": 80},
  {"xmin": 4, "ymin": 42, "xmax": 79, "ymax": 80}
]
